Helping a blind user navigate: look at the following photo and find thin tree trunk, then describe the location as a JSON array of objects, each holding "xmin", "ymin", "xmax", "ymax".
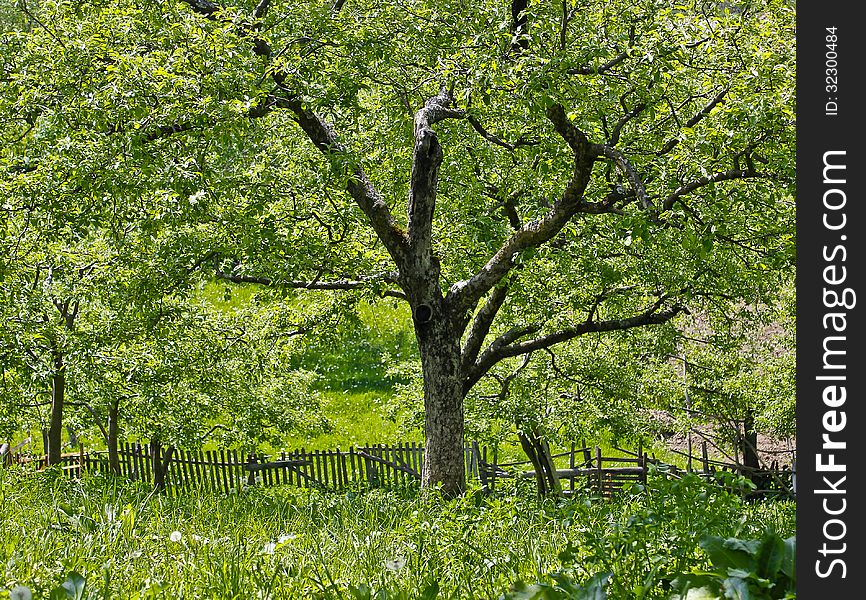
[
  {"xmin": 741, "ymin": 410, "xmax": 760, "ymax": 473},
  {"xmin": 151, "ymin": 440, "xmax": 175, "ymax": 492},
  {"xmin": 536, "ymin": 435, "xmax": 562, "ymax": 496},
  {"xmin": 107, "ymin": 400, "xmax": 120, "ymax": 475},
  {"xmin": 47, "ymin": 349, "xmax": 65, "ymax": 466},
  {"xmin": 518, "ymin": 431, "xmax": 548, "ymax": 495},
  {"xmin": 519, "ymin": 427, "xmax": 562, "ymax": 496}
]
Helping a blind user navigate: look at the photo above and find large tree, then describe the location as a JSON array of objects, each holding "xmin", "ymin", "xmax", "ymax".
[{"xmin": 2, "ymin": 0, "xmax": 794, "ymax": 494}]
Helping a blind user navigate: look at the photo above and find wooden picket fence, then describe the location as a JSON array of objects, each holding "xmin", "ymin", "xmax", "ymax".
[
  {"xmin": 78, "ymin": 442, "xmax": 433, "ymax": 496},
  {"xmin": 2, "ymin": 439, "xmax": 794, "ymax": 499},
  {"xmin": 1, "ymin": 444, "xmax": 86, "ymax": 476},
  {"xmin": 4, "ymin": 440, "xmax": 651, "ymax": 498}
]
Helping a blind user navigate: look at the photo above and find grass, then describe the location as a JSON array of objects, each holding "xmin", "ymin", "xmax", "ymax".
[
  {"xmin": 282, "ymin": 391, "xmax": 422, "ymax": 450},
  {"xmin": 1, "ymin": 467, "xmax": 795, "ymax": 600}
]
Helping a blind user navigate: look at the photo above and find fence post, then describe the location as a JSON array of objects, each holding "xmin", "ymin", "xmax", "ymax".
[
  {"xmin": 639, "ymin": 442, "xmax": 647, "ymax": 484},
  {"xmin": 473, "ymin": 441, "xmax": 487, "ymax": 491},
  {"xmin": 246, "ymin": 452, "xmax": 256, "ymax": 487},
  {"xmin": 367, "ymin": 445, "xmax": 377, "ymax": 485},
  {"xmin": 595, "ymin": 446, "xmax": 602, "ymax": 497},
  {"xmin": 791, "ymin": 457, "xmax": 796, "ymax": 496},
  {"xmin": 701, "ymin": 441, "xmax": 710, "ymax": 479}
]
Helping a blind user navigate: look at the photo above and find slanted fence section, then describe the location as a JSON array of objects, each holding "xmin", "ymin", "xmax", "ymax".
[
  {"xmin": 78, "ymin": 442, "xmax": 432, "ymax": 496},
  {"xmin": 475, "ymin": 443, "xmax": 649, "ymax": 499},
  {"xmin": 86, "ymin": 444, "xmax": 251, "ymax": 496}
]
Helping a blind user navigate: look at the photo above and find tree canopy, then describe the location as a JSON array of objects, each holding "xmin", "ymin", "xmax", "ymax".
[{"xmin": 1, "ymin": 0, "xmax": 794, "ymax": 494}]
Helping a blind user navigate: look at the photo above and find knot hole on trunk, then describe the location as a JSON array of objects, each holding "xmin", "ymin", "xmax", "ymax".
[{"xmin": 414, "ymin": 303, "xmax": 433, "ymax": 324}]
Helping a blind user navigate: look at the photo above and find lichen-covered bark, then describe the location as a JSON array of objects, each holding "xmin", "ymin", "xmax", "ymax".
[{"xmin": 415, "ymin": 308, "xmax": 466, "ymax": 496}]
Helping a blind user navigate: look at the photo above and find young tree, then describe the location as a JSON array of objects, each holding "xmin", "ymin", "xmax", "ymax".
[{"xmin": 2, "ymin": 0, "xmax": 794, "ymax": 495}]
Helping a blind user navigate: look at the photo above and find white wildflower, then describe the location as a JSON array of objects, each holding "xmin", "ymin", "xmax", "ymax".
[
  {"xmin": 384, "ymin": 556, "xmax": 406, "ymax": 572},
  {"xmin": 10, "ymin": 586, "xmax": 32, "ymax": 600},
  {"xmin": 169, "ymin": 531, "xmax": 182, "ymax": 543}
]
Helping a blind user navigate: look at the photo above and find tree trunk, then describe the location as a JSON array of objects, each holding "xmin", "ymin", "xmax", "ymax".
[
  {"xmin": 537, "ymin": 436, "xmax": 562, "ymax": 496},
  {"xmin": 415, "ymin": 307, "xmax": 466, "ymax": 497},
  {"xmin": 741, "ymin": 410, "xmax": 760, "ymax": 472},
  {"xmin": 107, "ymin": 400, "xmax": 120, "ymax": 475},
  {"xmin": 47, "ymin": 349, "xmax": 65, "ymax": 466},
  {"xmin": 151, "ymin": 440, "xmax": 175, "ymax": 492}
]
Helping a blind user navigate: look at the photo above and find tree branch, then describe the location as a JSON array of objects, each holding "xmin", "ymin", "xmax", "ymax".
[
  {"xmin": 656, "ymin": 88, "xmax": 729, "ymax": 157},
  {"xmin": 465, "ymin": 297, "xmax": 685, "ymax": 392},
  {"xmin": 465, "ymin": 115, "xmax": 537, "ymax": 151},
  {"xmin": 180, "ymin": 0, "xmax": 272, "ymax": 57},
  {"xmin": 408, "ymin": 89, "xmax": 461, "ymax": 256},
  {"xmin": 217, "ymin": 269, "xmax": 407, "ymax": 299},
  {"xmin": 118, "ymin": 90, "xmax": 290, "ymax": 144},
  {"xmin": 18, "ymin": 0, "xmax": 68, "ymax": 50},
  {"xmin": 76, "ymin": 401, "xmax": 109, "ymax": 445},
  {"xmin": 460, "ymin": 284, "xmax": 509, "ymax": 374},
  {"xmin": 662, "ymin": 168, "xmax": 764, "ymax": 211},
  {"xmin": 446, "ymin": 103, "xmax": 597, "ymax": 316},
  {"xmin": 591, "ymin": 143, "xmax": 652, "ymax": 210},
  {"xmin": 608, "ymin": 101, "xmax": 647, "ymax": 146},
  {"xmin": 568, "ymin": 51, "xmax": 629, "ymax": 75},
  {"xmin": 252, "ymin": 0, "xmax": 271, "ymax": 20},
  {"xmin": 282, "ymin": 99, "xmax": 409, "ymax": 265},
  {"xmin": 511, "ymin": 0, "xmax": 529, "ymax": 53},
  {"xmin": 494, "ymin": 351, "xmax": 534, "ymax": 402},
  {"xmin": 180, "ymin": 0, "xmax": 407, "ymax": 267}
]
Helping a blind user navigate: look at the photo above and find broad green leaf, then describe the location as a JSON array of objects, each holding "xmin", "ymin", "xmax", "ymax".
[
  {"xmin": 60, "ymin": 573, "xmax": 86, "ymax": 600},
  {"xmin": 721, "ymin": 577, "xmax": 750, "ymax": 600},
  {"xmin": 754, "ymin": 531, "xmax": 785, "ymax": 579},
  {"xmin": 779, "ymin": 537, "xmax": 796, "ymax": 579},
  {"xmin": 699, "ymin": 536, "xmax": 756, "ymax": 572}
]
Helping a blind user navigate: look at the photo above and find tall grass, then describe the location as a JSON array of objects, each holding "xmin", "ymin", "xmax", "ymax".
[{"xmin": 1, "ymin": 467, "xmax": 794, "ymax": 599}]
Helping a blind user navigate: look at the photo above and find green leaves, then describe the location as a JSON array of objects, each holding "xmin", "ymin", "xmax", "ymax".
[
  {"xmin": 503, "ymin": 571, "xmax": 611, "ymax": 600},
  {"xmin": 2, "ymin": 0, "xmax": 794, "ymax": 498},
  {"xmin": 698, "ymin": 536, "xmax": 760, "ymax": 572},
  {"xmin": 49, "ymin": 572, "xmax": 86, "ymax": 600},
  {"xmin": 670, "ymin": 532, "xmax": 796, "ymax": 600}
]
